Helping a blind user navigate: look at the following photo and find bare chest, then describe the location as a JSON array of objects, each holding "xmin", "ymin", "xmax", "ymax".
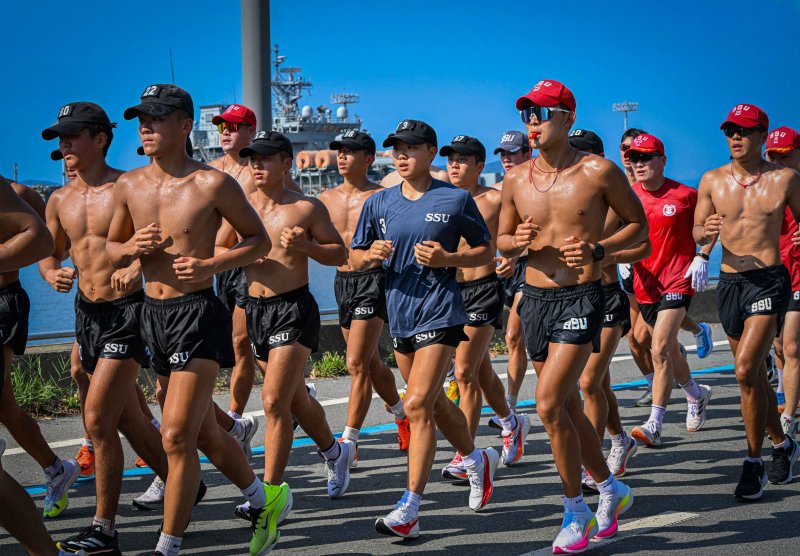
[{"xmin": 60, "ymin": 190, "xmax": 114, "ymax": 241}]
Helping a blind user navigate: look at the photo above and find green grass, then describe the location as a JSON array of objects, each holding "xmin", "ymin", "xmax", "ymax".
[
  {"xmin": 10, "ymin": 355, "xmax": 80, "ymax": 417},
  {"xmin": 489, "ymin": 338, "xmax": 508, "ymax": 355},
  {"xmin": 384, "ymin": 351, "xmax": 397, "ymax": 367},
  {"xmin": 310, "ymin": 351, "xmax": 348, "ymax": 378}
]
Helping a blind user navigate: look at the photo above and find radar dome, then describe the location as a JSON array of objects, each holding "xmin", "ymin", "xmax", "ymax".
[
  {"xmin": 336, "ymin": 106, "xmax": 348, "ymax": 119},
  {"xmin": 301, "ymin": 105, "xmax": 312, "ymax": 118}
]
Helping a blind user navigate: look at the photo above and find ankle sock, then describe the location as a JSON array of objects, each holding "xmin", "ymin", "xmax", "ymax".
[
  {"xmin": 648, "ymin": 405, "xmax": 666, "ymax": 427},
  {"xmin": 150, "ymin": 417, "xmax": 161, "ymax": 432},
  {"xmin": 505, "ymin": 394, "xmax": 518, "ymax": 413},
  {"xmin": 389, "ymin": 400, "xmax": 406, "ymax": 420},
  {"xmin": 679, "ymin": 378, "xmax": 702, "ymax": 401},
  {"xmin": 44, "ymin": 457, "xmax": 64, "ymax": 480},
  {"xmin": 610, "ymin": 431, "xmax": 628, "ymax": 447},
  {"xmin": 564, "ymin": 494, "xmax": 588, "ymax": 513},
  {"xmin": 777, "ymin": 370, "xmax": 784, "ymax": 394},
  {"xmin": 227, "ymin": 410, "xmax": 242, "ymax": 421},
  {"xmin": 400, "ymin": 489, "xmax": 421, "ymax": 513},
  {"xmin": 499, "ymin": 412, "xmax": 518, "ymax": 433},
  {"xmin": 241, "ymin": 477, "xmax": 266, "ymax": 509},
  {"xmin": 597, "ymin": 474, "xmax": 617, "ymax": 495},
  {"xmin": 92, "ymin": 516, "xmax": 114, "ymax": 535},
  {"xmin": 342, "ymin": 426, "xmax": 360, "ymax": 444},
  {"xmin": 644, "ymin": 373, "xmax": 655, "ymax": 389},
  {"xmin": 156, "ymin": 532, "xmax": 181, "ymax": 556},
  {"xmin": 321, "ymin": 440, "xmax": 341, "ymax": 461},
  {"xmin": 461, "ymin": 448, "xmax": 482, "ymax": 470}
]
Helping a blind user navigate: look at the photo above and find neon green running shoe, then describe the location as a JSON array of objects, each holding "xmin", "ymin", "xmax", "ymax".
[{"xmin": 249, "ymin": 482, "xmax": 289, "ymax": 555}]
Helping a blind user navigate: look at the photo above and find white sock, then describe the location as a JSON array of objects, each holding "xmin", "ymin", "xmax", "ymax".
[
  {"xmin": 505, "ymin": 394, "xmax": 518, "ymax": 412},
  {"xmin": 44, "ymin": 458, "xmax": 64, "ymax": 479},
  {"xmin": 644, "ymin": 373, "xmax": 655, "ymax": 389},
  {"xmin": 81, "ymin": 438, "xmax": 94, "ymax": 451},
  {"xmin": 321, "ymin": 440, "xmax": 341, "ymax": 461},
  {"xmin": 597, "ymin": 474, "xmax": 617, "ymax": 495},
  {"xmin": 777, "ymin": 370, "xmax": 784, "ymax": 394},
  {"xmin": 745, "ymin": 456, "xmax": 763, "ymax": 464},
  {"xmin": 156, "ymin": 532, "xmax": 182, "ymax": 556},
  {"xmin": 228, "ymin": 418, "xmax": 245, "ymax": 440},
  {"xmin": 389, "ymin": 400, "xmax": 406, "ymax": 420},
  {"xmin": 461, "ymin": 448, "xmax": 482, "ymax": 470},
  {"xmin": 648, "ymin": 405, "xmax": 666, "ymax": 427},
  {"xmin": 400, "ymin": 489, "xmax": 421, "ymax": 513},
  {"xmin": 241, "ymin": 477, "xmax": 266, "ymax": 509},
  {"xmin": 773, "ymin": 437, "xmax": 791, "ymax": 450},
  {"xmin": 564, "ymin": 494, "xmax": 588, "ymax": 513},
  {"xmin": 610, "ymin": 431, "xmax": 627, "ymax": 447},
  {"xmin": 342, "ymin": 426, "xmax": 359, "ymax": 444},
  {"xmin": 150, "ymin": 418, "xmax": 161, "ymax": 432},
  {"xmin": 92, "ymin": 516, "xmax": 114, "ymax": 535},
  {"xmin": 499, "ymin": 412, "xmax": 518, "ymax": 433},
  {"xmin": 227, "ymin": 410, "xmax": 242, "ymax": 421},
  {"xmin": 679, "ymin": 378, "xmax": 702, "ymax": 401}
]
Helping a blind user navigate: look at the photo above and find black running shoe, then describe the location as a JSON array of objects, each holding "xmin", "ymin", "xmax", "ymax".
[
  {"xmin": 195, "ymin": 480, "xmax": 207, "ymax": 505},
  {"xmin": 734, "ymin": 459, "xmax": 767, "ymax": 500},
  {"xmin": 57, "ymin": 524, "xmax": 121, "ymax": 555},
  {"xmin": 768, "ymin": 439, "xmax": 800, "ymax": 485}
]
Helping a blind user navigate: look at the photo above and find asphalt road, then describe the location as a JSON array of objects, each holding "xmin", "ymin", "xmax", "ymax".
[{"xmin": 2, "ymin": 324, "xmax": 799, "ymax": 555}]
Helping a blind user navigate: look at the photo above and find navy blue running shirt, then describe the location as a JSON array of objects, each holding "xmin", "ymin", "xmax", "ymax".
[{"xmin": 352, "ymin": 179, "xmax": 491, "ymax": 337}]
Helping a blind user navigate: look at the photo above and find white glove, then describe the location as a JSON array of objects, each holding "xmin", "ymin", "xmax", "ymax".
[
  {"xmin": 618, "ymin": 263, "xmax": 632, "ymax": 280},
  {"xmin": 684, "ymin": 255, "xmax": 709, "ymax": 292}
]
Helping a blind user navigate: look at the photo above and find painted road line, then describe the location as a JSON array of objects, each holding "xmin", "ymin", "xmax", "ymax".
[{"xmin": 518, "ymin": 511, "xmax": 699, "ymax": 556}]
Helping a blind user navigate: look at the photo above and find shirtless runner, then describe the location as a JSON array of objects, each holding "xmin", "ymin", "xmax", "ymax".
[
  {"xmin": 319, "ymin": 130, "xmax": 410, "ymax": 460},
  {"xmin": 219, "ymin": 131, "xmax": 354, "ymax": 553},
  {"xmin": 437, "ymin": 134, "xmax": 530, "ymax": 478},
  {"xmin": 695, "ymin": 104, "xmax": 800, "ymax": 499},
  {"xmin": 498, "ymin": 80, "xmax": 646, "ymax": 552},
  {"xmin": 106, "ymin": 84, "xmax": 274, "ymax": 556}
]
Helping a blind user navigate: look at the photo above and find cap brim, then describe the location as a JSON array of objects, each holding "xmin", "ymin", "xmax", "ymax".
[
  {"xmin": 329, "ymin": 139, "xmax": 372, "ymax": 153},
  {"xmin": 766, "ymin": 146, "xmax": 796, "ymax": 154},
  {"xmin": 515, "ymin": 92, "xmax": 560, "ymax": 111},
  {"xmin": 493, "ymin": 145, "xmax": 523, "ymax": 155},
  {"xmin": 41, "ymin": 121, "xmax": 89, "ymax": 141},
  {"xmin": 720, "ymin": 117, "xmax": 761, "ymax": 130},
  {"xmin": 239, "ymin": 145, "xmax": 281, "ymax": 158},
  {"xmin": 124, "ymin": 102, "xmax": 177, "ymax": 120},
  {"xmin": 440, "ymin": 144, "xmax": 477, "ymax": 157},
  {"xmin": 50, "ymin": 149, "xmax": 64, "ymax": 161},
  {"xmin": 624, "ymin": 147, "xmax": 661, "ymax": 158},
  {"xmin": 382, "ymin": 134, "xmax": 430, "ymax": 148},
  {"xmin": 211, "ymin": 114, "xmax": 252, "ymax": 125}
]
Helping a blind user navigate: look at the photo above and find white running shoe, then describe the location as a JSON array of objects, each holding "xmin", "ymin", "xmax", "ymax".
[
  {"xmin": 606, "ymin": 436, "xmax": 638, "ymax": 477},
  {"xmin": 581, "ymin": 469, "xmax": 598, "ymax": 493},
  {"xmin": 781, "ymin": 415, "xmax": 798, "ymax": 440},
  {"xmin": 501, "ymin": 413, "xmax": 531, "ymax": 465},
  {"xmin": 631, "ymin": 420, "xmax": 662, "ymax": 447},
  {"xmin": 634, "ymin": 389, "xmax": 653, "ymax": 407},
  {"xmin": 235, "ymin": 482, "xmax": 293, "ymax": 524},
  {"xmin": 43, "ymin": 459, "xmax": 81, "ymax": 518},
  {"xmin": 132, "ymin": 476, "xmax": 165, "ymax": 510},
  {"xmin": 467, "ymin": 448, "xmax": 499, "ymax": 511},
  {"xmin": 595, "ymin": 480, "xmax": 633, "ymax": 539},
  {"xmin": 552, "ymin": 510, "xmax": 597, "ymax": 554},
  {"xmin": 686, "ymin": 385, "xmax": 712, "ymax": 432},
  {"xmin": 240, "ymin": 415, "xmax": 259, "ymax": 462},
  {"xmin": 375, "ymin": 501, "xmax": 420, "ymax": 539},
  {"xmin": 326, "ymin": 439, "xmax": 355, "ymax": 498}
]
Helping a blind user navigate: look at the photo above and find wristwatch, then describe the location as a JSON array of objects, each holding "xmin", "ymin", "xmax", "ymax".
[
  {"xmin": 697, "ymin": 252, "xmax": 710, "ymax": 261},
  {"xmin": 591, "ymin": 243, "xmax": 605, "ymax": 262}
]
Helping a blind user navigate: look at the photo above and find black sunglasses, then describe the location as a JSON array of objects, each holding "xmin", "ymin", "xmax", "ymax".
[
  {"xmin": 628, "ymin": 152, "xmax": 661, "ymax": 164},
  {"xmin": 722, "ymin": 125, "xmax": 760, "ymax": 138}
]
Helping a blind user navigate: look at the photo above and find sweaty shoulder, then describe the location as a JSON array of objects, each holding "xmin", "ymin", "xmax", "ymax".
[{"xmin": 578, "ymin": 153, "xmax": 623, "ymax": 182}]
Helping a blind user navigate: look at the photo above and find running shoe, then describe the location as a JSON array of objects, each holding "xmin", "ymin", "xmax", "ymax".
[
  {"xmin": 441, "ymin": 452, "xmax": 467, "ymax": 480},
  {"xmin": 292, "ymin": 383, "xmax": 316, "ymax": 432},
  {"xmin": 552, "ymin": 510, "xmax": 597, "ymax": 554},
  {"xmin": 686, "ymin": 384, "xmax": 712, "ymax": 432},
  {"xmin": 581, "ymin": 469, "xmax": 598, "ymax": 493},
  {"xmin": 396, "ymin": 416, "xmax": 410, "ymax": 452},
  {"xmin": 44, "ymin": 459, "xmax": 81, "ymax": 518},
  {"xmin": 236, "ymin": 483, "xmax": 293, "ymax": 525},
  {"xmin": 60, "ymin": 551, "xmax": 89, "ymax": 556},
  {"xmin": 57, "ymin": 524, "xmax": 120, "ymax": 555},
  {"xmin": 488, "ymin": 414, "xmax": 503, "ymax": 431},
  {"xmin": 606, "ymin": 436, "xmax": 638, "ymax": 477},
  {"xmin": 595, "ymin": 480, "xmax": 633, "ymax": 539},
  {"xmin": 767, "ymin": 354, "xmax": 778, "ymax": 385},
  {"xmin": 326, "ymin": 439, "xmax": 355, "ymax": 498},
  {"xmin": 249, "ymin": 482, "xmax": 289, "ymax": 556},
  {"xmin": 134, "ymin": 456, "xmax": 148, "ymax": 468},
  {"xmin": 694, "ymin": 322, "xmax": 713, "ymax": 359},
  {"xmin": 375, "ymin": 501, "xmax": 420, "ymax": 539},
  {"xmin": 444, "ymin": 365, "xmax": 459, "ymax": 405},
  {"xmin": 132, "ymin": 476, "xmax": 165, "ymax": 511},
  {"xmin": 631, "ymin": 420, "xmax": 662, "ymax": 447},
  {"xmin": 776, "ymin": 391, "xmax": 786, "ymax": 414},
  {"xmin": 734, "ymin": 459, "xmax": 768, "ymax": 500},
  {"xmin": 634, "ymin": 389, "xmax": 653, "ymax": 407},
  {"xmin": 501, "ymin": 413, "xmax": 531, "ymax": 466},
  {"xmin": 781, "ymin": 414, "xmax": 797, "ymax": 440},
  {"xmin": 75, "ymin": 445, "xmax": 95, "ymax": 478},
  {"xmin": 339, "ymin": 437, "xmax": 358, "ymax": 468},
  {"xmin": 467, "ymin": 448, "xmax": 499, "ymax": 511},
  {"xmin": 240, "ymin": 415, "xmax": 259, "ymax": 462},
  {"xmin": 768, "ymin": 438, "xmax": 800, "ymax": 485}
]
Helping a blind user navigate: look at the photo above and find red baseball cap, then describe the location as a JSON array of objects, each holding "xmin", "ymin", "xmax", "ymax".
[
  {"xmin": 765, "ymin": 126, "xmax": 800, "ymax": 154},
  {"xmin": 720, "ymin": 103, "xmax": 769, "ymax": 130},
  {"xmin": 516, "ymin": 80, "xmax": 576, "ymax": 111},
  {"xmin": 211, "ymin": 104, "xmax": 257, "ymax": 126},
  {"xmin": 624, "ymin": 133, "xmax": 665, "ymax": 157}
]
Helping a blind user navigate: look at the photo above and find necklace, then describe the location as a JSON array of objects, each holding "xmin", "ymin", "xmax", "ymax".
[
  {"xmin": 730, "ymin": 161, "xmax": 764, "ymax": 188},
  {"xmin": 528, "ymin": 148, "xmax": 579, "ymax": 193}
]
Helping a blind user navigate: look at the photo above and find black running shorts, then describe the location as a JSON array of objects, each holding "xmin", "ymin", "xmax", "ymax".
[
  {"xmin": 639, "ymin": 292, "xmax": 692, "ymax": 328},
  {"xmin": 140, "ymin": 289, "xmax": 234, "ymax": 376},
  {"xmin": 717, "ymin": 266, "xmax": 790, "ymax": 338},
  {"xmin": 75, "ymin": 291, "xmax": 149, "ymax": 374},
  {"xmin": 334, "ymin": 267, "xmax": 388, "ymax": 329},
  {"xmin": 245, "ymin": 285, "xmax": 320, "ymax": 361},
  {"xmin": 215, "ymin": 267, "xmax": 248, "ymax": 313},
  {"xmin": 603, "ymin": 282, "xmax": 631, "ymax": 336},
  {"xmin": 787, "ymin": 290, "xmax": 800, "ymax": 313},
  {"xmin": 518, "ymin": 281, "xmax": 604, "ymax": 362},
  {"xmin": 501, "ymin": 255, "xmax": 528, "ymax": 308},
  {"xmin": 392, "ymin": 325, "xmax": 468, "ymax": 354},
  {"xmin": 0, "ymin": 281, "xmax": 29, "ymax": 357},
  {"xmin": 459, "ymin": 274, "xmax": 504, "ymax": 329}
]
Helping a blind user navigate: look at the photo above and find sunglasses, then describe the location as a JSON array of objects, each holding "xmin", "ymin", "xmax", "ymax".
[
  {"xmin": 628, "ymin": 152, "xmax": 661, "ymax": 164},
  {"xmin": 519, "ymin": 105, "xmax": 571, "ymax": 125},
  {"xmin": 722, "ymin": 125, "xmax": 760, "ymax": 138},
  {"xmin": 217, "ymin": 121, "xmax": 248, "ymax": 134},
  {"xmin": 620, "ymin": 143, "xmax": 632, "ymax": 152}
]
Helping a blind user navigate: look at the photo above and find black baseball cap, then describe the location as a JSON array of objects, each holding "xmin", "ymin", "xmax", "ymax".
[
  {"xmin": 493, "ymin": 130, "xmax": 528, "ymax": 155},
  {"xmin": 124, "ymin": 84, "xmax": 194, "ymax": 120},
  {"xmin": 329, "ymin": 130, "xmax": 376, "ymax": 155},
  {"xmin": 42, "ymin": 102, "xmax": 114, "ymax": 140},
  {"xmin": 240, "ymin": 131, "xmax": 293, "ymax": 158},
  {"xmin": 383, "ymin": 119, "xmax": 437, "ymax": 148},
  {"xmin": 439, "ymin": 135, "xmax": 486, "ymax": 162},
  {"xmin": 137, "ymin": 136, "xmax": 194, "ymax": 157},
  {"xmin": 568, "ymin": 129, "xmax": 604, "ymax": 156}
]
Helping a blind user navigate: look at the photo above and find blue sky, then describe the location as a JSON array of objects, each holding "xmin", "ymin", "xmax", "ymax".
[{"xmin": 3, "ymin": 0, "xmax": 799, "ymax": 185}]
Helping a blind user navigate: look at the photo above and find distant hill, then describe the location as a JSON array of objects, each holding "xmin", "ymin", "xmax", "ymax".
[{"xmin": 20, "ymin": 179, "xmax": 60, "ymax": 186}]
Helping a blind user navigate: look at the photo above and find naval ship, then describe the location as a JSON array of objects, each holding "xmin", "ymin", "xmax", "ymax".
[{"xmin": 190, "ymin": 45, "xmax": 394, "ymax": 195}]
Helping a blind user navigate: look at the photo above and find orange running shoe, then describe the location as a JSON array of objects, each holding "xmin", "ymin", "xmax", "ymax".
[
  {"xmin": 396, "ymin": 417, "xmax": 410, "ymax": 452},
  {"xmin": 134, "ymin": 456, "xmax": 148, "ymax": 468},
  {"xmin": 75, "ymin": 444, "xmax": 94, "ymax": 478}
]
